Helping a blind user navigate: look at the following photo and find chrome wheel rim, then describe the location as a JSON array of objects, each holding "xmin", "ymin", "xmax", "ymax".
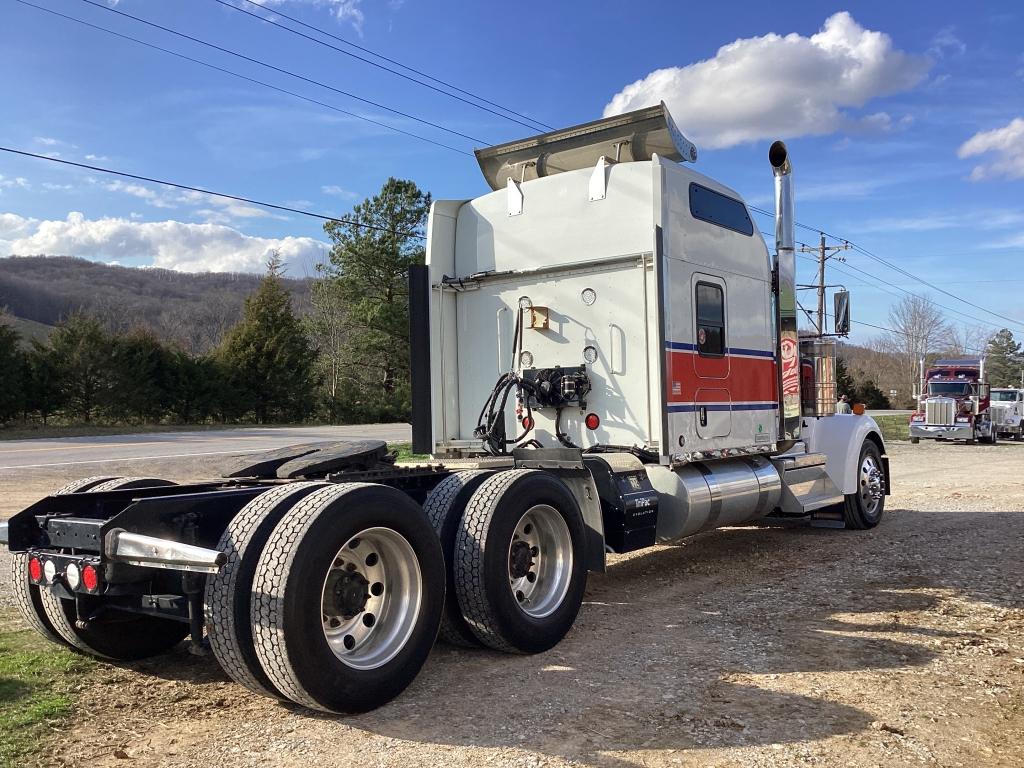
[
  {"xmin": 859, "ymin": 454, "xmax": 884, "ymax": 519},
  {"xmin": 507, "ymin": 504, "xmax": 572, "ymax": 619},
  {"xmin": 320, "ymin": 527, "xmax": 422, "ymax": 671}
]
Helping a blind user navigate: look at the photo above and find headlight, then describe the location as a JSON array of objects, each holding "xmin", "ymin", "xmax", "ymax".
[
  {"xmin": 955, "ymin": 417, "xmax": 970, "ymax": 423},
  {"xmin": 911, "ymin": 415, "xmax": 925, "ymax": 423}
]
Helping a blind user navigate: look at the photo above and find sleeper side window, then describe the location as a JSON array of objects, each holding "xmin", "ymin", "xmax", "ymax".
[{"xmin": 696, "ymin": 282, "xmax": 725, "ymax": 357}]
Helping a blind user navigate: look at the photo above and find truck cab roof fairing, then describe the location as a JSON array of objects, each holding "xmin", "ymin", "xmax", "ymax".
[{"xmin": 475, "ymin": 102, "xmax": 697, "ymax": 191}]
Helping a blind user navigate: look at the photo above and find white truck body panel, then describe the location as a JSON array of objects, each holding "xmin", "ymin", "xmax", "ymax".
[{"xmin": 425, "ymin": 156, "xmax": 779, "ymax": 459}]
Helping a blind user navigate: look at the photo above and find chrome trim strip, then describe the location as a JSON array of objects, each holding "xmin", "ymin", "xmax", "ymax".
[{"xmin": 105, "ymin": 529, "xmax": 225, "ymax": 574}]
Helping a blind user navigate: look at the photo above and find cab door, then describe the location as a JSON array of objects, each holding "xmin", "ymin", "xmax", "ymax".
[{"xmin": 692, "ymin": 274, "xmax": 731, "ymax": 438}]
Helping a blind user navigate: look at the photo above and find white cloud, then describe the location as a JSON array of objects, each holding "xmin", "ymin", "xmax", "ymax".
[
  {"xmin": 258, "ymin": 0, "xmax": 366, "ymax": 33},
  {"xmin": 100, "ymin": 180, "xmax": 286, "ymax": 222},
  {"xmin": 928, "ymin": 27, "xmax": 966, "ymax": 58},
  {"xmin": 33, "ymin": 137, "xmax": 61, "ymax": 147},
  {"xmin": 42, "ymin": 182, "xmax": 73, "ymax": 191},
  {"xmin": 958, "ymin": 117, "xmax": 1024, "ymax": 180},
  {"xmin": 0, "ymin": 212, "xmax": 328, "ymax": 273},
  {"xmin": 0, "ymin": 175, "xmax": 30, "ymax": 191},
  {"xmin": 330, "ymin": 0, "xmax": 364, "ymax": 34},
  {"xmin": 104, "ymin": 180, "xmax": 176, "ymax": 208},
  {"xmin": 860, "ymin": 208, "xmax": 1024, "ymax": 233},
  {"xmin": 84, "ymin": 153, "xmax": 110, "ymax": 162},
  {"xmin": 603, "ymin": 12, "xmax": 930, "ymax": 149},
  {"xmin": 321, "ymin": 184, "xmax": 357, "ymax": 199}
]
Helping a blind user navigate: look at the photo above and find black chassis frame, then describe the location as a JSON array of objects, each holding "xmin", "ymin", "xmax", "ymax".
[{"xmin": 7, "ymin": 465, "xmax": 453, "ymax": 632}]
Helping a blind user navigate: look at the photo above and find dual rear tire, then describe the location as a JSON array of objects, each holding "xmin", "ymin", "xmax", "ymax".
[
  {"xmin": 425, "ymin": 469, "xmax": 588, "ymax": 655},
  {"xmin": 210, "ymin": 482, "xmax": 445, "ymax": 713}
]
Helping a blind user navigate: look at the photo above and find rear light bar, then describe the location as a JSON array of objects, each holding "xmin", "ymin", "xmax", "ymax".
[{"xmin": 25, "ymin": 553, "xmax": 103, "ymax": 594}]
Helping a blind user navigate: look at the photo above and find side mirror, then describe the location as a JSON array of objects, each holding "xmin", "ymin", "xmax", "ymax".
[{"xmin": 833, "ymin": 290, "xmax": 851, "ymax": 335}]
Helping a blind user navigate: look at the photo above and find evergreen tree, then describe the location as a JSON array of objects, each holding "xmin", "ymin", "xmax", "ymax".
[
  {"xmin": 855, "ymin": 379, "xmax": 891, "ymax": 409},
  {"xmin": 24, "ymin": 340, "xmax": 64, "ymax": 425},
  {"xmin": 217, "ymin": 254, "xmax": 318, "ymax": 423},
  {"xmin": 321, "ymin": 178, "xmax": 430, "ymax": 420},
  {"xmin": 107, "ymin": 328, "xmax": 175, "ymax": 423},
  {"xmin": 835, "ymin": 355, "xmax": 857, "ymax": 400},
  {"xmin": 166, "ymin": 351, "xmax": 219, "ymax": 424},
  {"xmin": 0, "ymin": 317, "xmax": 24, "ymax": 424},
  {"xmin": 50, "ymin": 314, "xmax": 115, "ymax": 423},
  {"xmin": 985, "ymin": 329, "xmax": 1023, "ymax": 387}
]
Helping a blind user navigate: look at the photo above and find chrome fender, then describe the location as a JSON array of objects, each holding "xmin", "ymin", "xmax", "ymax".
[{"xmin": 800, "ymin": 415, "xmax": 886, "ymax": 495}]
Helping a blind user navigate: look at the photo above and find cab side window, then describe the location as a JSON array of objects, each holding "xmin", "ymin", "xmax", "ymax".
[{"xmin": 696, "ymin": 282, "xmax": 725, "ymax": 357}]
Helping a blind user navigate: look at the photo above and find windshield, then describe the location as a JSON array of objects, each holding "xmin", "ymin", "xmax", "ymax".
[
  {"xmin": 991, "ymin": 391, "xmax": 1019, "ymax": 402},
  {"xmin": 928, "ymin": 382, "xmax": 971, "ymax": 396}
]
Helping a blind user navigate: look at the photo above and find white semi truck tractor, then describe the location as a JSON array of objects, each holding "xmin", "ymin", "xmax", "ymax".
[{"xmin": 3, "ymin": 104, "xmax": 889, "ymax": 714}]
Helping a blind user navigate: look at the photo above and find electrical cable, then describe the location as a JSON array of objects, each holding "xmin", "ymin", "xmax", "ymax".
[
  {"xmin": 0, "ymin": 146, "xmax": 427, "ymax": 238},
  {"xmin": 233, "ymin": 0, "xmax": 554, "ymax": 131},
  {"xmin": 752, "ymin": 207, "xmax": 1024, "ymax": 331},
  {"xmin": 212, "ymin": 0, "xmax": 551, "ymax": 134},
  {"xmin": 13, "ymin": 0, "xmax": 471, "ymax": 156},
  {"xmin": 71, "ymin": 0, "xmax": 490, "ymax": 146}
]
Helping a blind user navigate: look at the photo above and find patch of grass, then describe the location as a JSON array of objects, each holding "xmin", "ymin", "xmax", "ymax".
[
  {"xmin": 390, "ymin": 442, "xmax": 430, "ymax": 462},
  {"xmin": 0, "ymin": 621, "xmax": 94, "ymax": 767},
  {"xmin": 872, "ymin": 413, "xmax": 910, "ymax": 443}
]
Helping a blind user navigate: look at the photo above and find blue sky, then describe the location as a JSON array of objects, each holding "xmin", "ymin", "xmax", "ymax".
[{"xmin": 1, "ymin": 0, "xmax": 1022, "ymax": 344}]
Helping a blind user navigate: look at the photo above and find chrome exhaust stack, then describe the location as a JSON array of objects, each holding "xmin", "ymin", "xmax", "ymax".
[{"xmin": 770, "ymin": 141, "xmax": 801, "ymax": 447}]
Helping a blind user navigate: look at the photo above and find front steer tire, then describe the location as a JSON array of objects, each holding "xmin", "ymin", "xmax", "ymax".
[
  {"xmin": 37, "ymin": 477, "xmax": 189, "ymax": 660},
  {"xmin": 841, "ymin": 441, "xmax": 886, "ymax": 530},
  {"xmin": 250, "ymin": 483, "xmax": 445, "ymax": 713},
  {"xmin": 454, "ymin": 470, "xmax": 588, "ymax": 654},
  {"xmin": 205, "ymin": 481, "xmax": 328, "ymax": 698}
]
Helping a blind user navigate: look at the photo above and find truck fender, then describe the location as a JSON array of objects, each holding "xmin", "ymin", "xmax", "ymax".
[
  {"xmin": 538, "ymin": 470, "xmax": 606, "ymax": 574},
  {"xmin": 801, "ymin": 415, "xmax": 888, "ymax": 496}
]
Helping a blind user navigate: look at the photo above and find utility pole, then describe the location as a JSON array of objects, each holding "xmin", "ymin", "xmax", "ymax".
[{"xmin": 799, "ymin": 233, "xmax": 851, "ymax": 336}]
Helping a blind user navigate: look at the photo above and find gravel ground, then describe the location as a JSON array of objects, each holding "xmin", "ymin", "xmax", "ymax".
[{"xmin": 1, "ymin": 440, "xmax": 1022, "ymax": 767}]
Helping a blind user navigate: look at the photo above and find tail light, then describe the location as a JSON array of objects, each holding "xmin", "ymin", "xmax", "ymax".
[
  {"xmin": 28, "ymin": 556, "xmax": 43, "ymax": 584},
  {"xmin": 81, "ymin": 564, "xmax": 100, "ymax": 592},
  {"xmin": 585, "ymin": 413, "xmax": 601, "ymax": 430},
  {"xmin": 42, "ymin": 559, "xmax": 57, "ymax": 584}
]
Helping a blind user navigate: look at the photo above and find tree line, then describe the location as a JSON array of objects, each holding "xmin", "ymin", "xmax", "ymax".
[{"xmin": 0, "ymin": 178, "xmax": 430, "ymax": 430}]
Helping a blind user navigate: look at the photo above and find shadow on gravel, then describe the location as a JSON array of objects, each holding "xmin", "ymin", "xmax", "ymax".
[
  {"xmin": 5, "ymin": 506, "xmax": 1018, "ymax": 767},
  {"xmin": 341, "ymin": 508, "xmax": 1023, "ymax": 766}
]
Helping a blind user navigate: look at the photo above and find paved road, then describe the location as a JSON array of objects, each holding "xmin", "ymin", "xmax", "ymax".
[{"xmin": 0, "ymin": 424, "xmax": 411, "ymax": 470}]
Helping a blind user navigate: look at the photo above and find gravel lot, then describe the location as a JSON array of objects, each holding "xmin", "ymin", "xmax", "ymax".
[{"xmin": 1, "ymin": 440, "xmax": 1022, "ymax": 767}]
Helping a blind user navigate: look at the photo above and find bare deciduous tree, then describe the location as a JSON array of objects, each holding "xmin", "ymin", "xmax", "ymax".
[{"xmin": 876, "ymin": 295, "xmax": 951, "ymax": 405}]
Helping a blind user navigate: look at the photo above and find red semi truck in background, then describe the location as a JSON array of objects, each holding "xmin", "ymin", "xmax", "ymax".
[{"xmin": 910, "ymin": 358, "xmax": 996, "ymax": 444}]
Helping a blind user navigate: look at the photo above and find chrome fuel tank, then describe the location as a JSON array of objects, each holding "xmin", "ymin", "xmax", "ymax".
[{"xmin": 645, "ymin": 457, "xmax": 782, "ymax": 542}]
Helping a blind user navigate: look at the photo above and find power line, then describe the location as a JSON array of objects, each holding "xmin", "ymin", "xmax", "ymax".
[
  {"xmin": 72, "ymin": 0, "xmax": 490, "ymax": 146},
  {"xmin": 212, "ymin": 0, "xmax": 550, "ymax": 134},
  {"xmin": 0, "ymin": 146, "xmax": 426, "ymax": 239},
  {"xmin": 753, "ymin": 207, "xmax": 1024, "ymax": 333},
  {"xmin": 232, "ymin": 0, "xmax": 553, "ymax": 132},
  {"xmin": 15, "ymin": 0, "xmax": 470, "ymax": 156}
]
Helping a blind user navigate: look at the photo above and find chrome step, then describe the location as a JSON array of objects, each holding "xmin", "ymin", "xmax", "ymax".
[{"xmin": 770, "ymin": 452, "xmax": 844, "ymax": 514}]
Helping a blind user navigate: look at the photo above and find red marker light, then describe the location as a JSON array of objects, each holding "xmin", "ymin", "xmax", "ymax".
[
  {"xmin": 585, "ymin": 413, "xmax": 601, "ymax": 430},
  {"xmin": 521, "ymin": 416, "xmax": 534, "ymax": 431},
  {"xmin": 28, "ymin": 556, "xmax": 43, "ymax": 583},
  {"xmin": 82, "ymin": 564, "xmax": 100, "ymax": 592}
]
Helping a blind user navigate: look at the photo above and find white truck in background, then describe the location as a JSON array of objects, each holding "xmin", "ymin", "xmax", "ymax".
[{"xmin": 990, "ymin": 388, "xmax": 1024, "ymax": 440}]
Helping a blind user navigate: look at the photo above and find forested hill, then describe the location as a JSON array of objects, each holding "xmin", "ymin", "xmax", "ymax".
[{"xmin": 0, "ymin": 256, "xmax": 312, "ymax": 354}]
